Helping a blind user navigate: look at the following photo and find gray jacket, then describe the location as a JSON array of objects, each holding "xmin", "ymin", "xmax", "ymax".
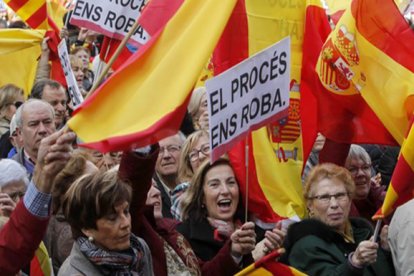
[{"xmin": 58, "ymin": 237, "xmax": 154, "ymax": 276}]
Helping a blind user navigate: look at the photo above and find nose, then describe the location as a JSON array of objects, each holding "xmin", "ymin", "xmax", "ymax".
[
  {"xmin": 120, "ymin": 213, "xmax": 130, "ymax": 229},
  {"xmin": 38, "ymin": 122, "xmax": 48, "ymax": 134},
  {"xmin": 328, "ymin": 196, "xmax": 339, "ymax": 208},
  {"xmin": 102, "ymin": 154, "xmax": 116, "ymax": 170},
  {"xmin": 162, "ymin": 148, "xmax": 172, "ymax": 158},
  {"xmin": 219, "ymin": 182, "xmax": 230, "ymax": 194}
]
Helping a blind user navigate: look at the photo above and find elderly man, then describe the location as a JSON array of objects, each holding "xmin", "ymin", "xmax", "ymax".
[
  {"xmin": 153, "ymin": 132, "xmax": 185, "ymax": 218},
  {"xmin": 13, "ymin": 99, "xmax": 56, "ymax": 178},
  {"xmin": 30, "ymin": 79, "xmax": 68, "ymax": 129}
]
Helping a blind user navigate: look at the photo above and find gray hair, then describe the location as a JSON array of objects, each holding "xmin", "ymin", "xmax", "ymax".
[
  {"xmin": 345, "ymin": 144, "xmax": 372, "ymax": 167},
  {"xmin": 0, "ymin": 159, "xmax": 29, "ymax": 188},
  {"xmin": 15, "ymin": 99, "xmax": 55, "ymax": 128}
]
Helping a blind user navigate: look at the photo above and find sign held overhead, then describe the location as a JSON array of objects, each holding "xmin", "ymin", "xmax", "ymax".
[
  {"xmin": 70, "ymin": 0, "xmax": 149, "ymax": 46},
  {"xmin": 206, "ymin": 37, "xmax": 291, "ymax": 162}
]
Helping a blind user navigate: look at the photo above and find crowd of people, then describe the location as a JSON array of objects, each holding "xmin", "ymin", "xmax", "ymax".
[{"xmin": 0, "ymin": 13, "xmax": 413, "ymax": 276}]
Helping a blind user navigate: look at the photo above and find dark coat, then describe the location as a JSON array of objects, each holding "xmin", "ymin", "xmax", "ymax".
[
  {"xmin": 281, "ymin": 218, "xmax": 395, "ymax": 276},
  {"xmin": 119, "ymin": 149, "xmax": 245, "ymax": 276}
]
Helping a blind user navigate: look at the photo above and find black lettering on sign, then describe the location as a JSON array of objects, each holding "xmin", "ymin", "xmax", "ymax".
[
  {"xmin": 109, "ymin": 0, "xmax": 142, "ymax": 10},
  {"xmin": 105, "ymin": 11, "xmax": 117, "ymax": 27},
  {"xmin": 73, "ymin": 0, "xmax": 85, "ymax": 16}
]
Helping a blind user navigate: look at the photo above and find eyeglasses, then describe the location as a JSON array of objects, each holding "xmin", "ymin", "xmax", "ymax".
[
  {"xmin": 347, "ymin": 164, "xmax": 371, "ymax": 175},
  {"xmin": 8, "ymin": 191, "xmax": 25, "ymax": 201},
  {"xmin": 188, "ymin": 144, "xmax": 210, "ymax": 162},
  {"xmin": 309, "ymin": 192, "xmax": 349, "ymax": 204},
  {"xmin": 159, "ymin": 145, "xmax": 181, "ymax": 156},
  {"xmin": 7, "ymin": 101, "xmax": 23, "ymax": 108}
]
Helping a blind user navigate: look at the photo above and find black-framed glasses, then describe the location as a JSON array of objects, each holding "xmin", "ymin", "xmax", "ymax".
[
  {"xmin": 8, "ymin": 101, "xmax": 23, "ymax": 108},
  {"xmin": 309, "ymin": 192, "xmax": 349, "ymax": 204},
  {"xmin": 188, "ymin": 144, "xmax": 210, "ymax": 162}
]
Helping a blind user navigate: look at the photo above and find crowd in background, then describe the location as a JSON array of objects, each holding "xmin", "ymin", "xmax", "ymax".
[{"xmin": 0, "ymin": 9, "xmax": 413, "ymax": 276}]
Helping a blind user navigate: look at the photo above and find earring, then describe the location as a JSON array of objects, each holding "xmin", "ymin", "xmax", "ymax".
[
  {"xmin": 88, "ymin": 236, "xmax": 94, "ymax": 242},
  {"xmin": 201, "ymin": 204, "xmax": 205, "ymax": 208}
]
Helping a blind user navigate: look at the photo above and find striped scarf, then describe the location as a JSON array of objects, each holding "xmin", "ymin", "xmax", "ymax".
[{"xmin": 77, "ymin": 234, "xmax": 144, "ymax": 275}]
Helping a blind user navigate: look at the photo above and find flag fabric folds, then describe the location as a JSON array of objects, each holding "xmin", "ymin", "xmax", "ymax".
[
  {"xmin": 4, "ymin": 0, "xmax": 48, "ymax": 29},
  {"xmin": 235, "ymin": 250, "xmax": 307, "ymax": 276},
  {"xmin": 68, "ymin": 0, "xmax": 237, "ymax": 152},
  {"xmin": 315, "ymin": 0, "xmax": 414, "ymax": 146},
  {"xmin": 300, "ymin": 0, "xmax": 397, "ymax": 167},
  {"xmin": 374, "ymin": 118, "xmax": 414, "ymax": 219},
  {"xmin": 215, "ymin": 0, "xmax": 306, "ymax": 222},
  {"xmin": 0, "ymin": 29, "xmax": 45, "ymax": 96}
]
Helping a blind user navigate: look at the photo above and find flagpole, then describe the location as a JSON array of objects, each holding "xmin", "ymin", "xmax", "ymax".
[
  {"xmin": 373, "ymin": 219, "xmax": 382, "ymax": 242},
  {"xmin": 86, "ymin": 20, "xmax": 142, "ymax": 98},
  {"xmin": 245, "ymin": 136, "xmax": 249, "ymax": 223}
]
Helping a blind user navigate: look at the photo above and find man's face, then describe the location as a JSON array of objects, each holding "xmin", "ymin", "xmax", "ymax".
[
  {"xmin": 155, "ymin": 134, "xmax": 183, "ymax": 178},
  {"xmin": 42, "ymin": 85, "xmax": 67, "ymax": 128},
  {"xmin": 19, "ymin": 101, "xmax": 56, "ymax": 160}
]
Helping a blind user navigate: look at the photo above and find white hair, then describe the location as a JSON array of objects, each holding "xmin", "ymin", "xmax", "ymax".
[{"xmin": 0, "ymin": 159, "xmax": 29, "ymax": 188}]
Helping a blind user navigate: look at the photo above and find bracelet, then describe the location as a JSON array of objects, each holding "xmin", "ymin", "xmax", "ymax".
[{"xmin": 348, "ymin": 252, "xmax": 365, "ymax": 269}]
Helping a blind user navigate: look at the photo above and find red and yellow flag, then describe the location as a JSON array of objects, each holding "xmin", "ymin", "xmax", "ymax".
[
  {"xmin": 214, "ymin": 0, "xmax": 306, "ymax": 222},
  {"xmin": 235, "ymin": 251, "xmax": 307, "ymax": 276},
  {"xmin": 300, "ymin": 0, "xmax": 399, "ymax": 167},
  {"xmin": 374, "ymin": 118, "xmax": 414, "ymax": 219},
  {"xmin": 0, "ymin": 29, "xmax": 45, "ymax": 96},
  {"xmin": 315, "ymin": 0, "xmax": 414, "ymax": 145},
  {"xmin": 68, "ymin": 0, "xmax": 237, "ymax": 152},
  {"xmin": 4, "ymin": 0, "xmax": 48, "ymax": 29}
]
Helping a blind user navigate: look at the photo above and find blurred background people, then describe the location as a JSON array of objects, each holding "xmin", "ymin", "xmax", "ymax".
[
  {"xmin": 345, "ymin": 145, "xmax": 387, "ymax": 224},
  {"xmin": 154, "ymin": 132, "xmax": 185, "ymax": 218},
  {"xmin": 30, "ymin": 79, "xmax": 68, "ymax": 129},
  {"xmin": 188, "ymin": 87, "xmax": 209, "ymax": 130},
  {"xmin": 0, "ymin": 84, "xmax": 24, "ymax": 137}
]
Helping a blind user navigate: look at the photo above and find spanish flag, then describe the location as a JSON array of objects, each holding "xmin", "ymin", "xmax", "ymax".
[
  {"xmin": 374, "ymin": 118, "xmax": 414, "ymax": 219},
  {"xmin": 315, "ymin": 0, "xmax": 414, "ymax": 146},
  {"xmin": 235, "ymin": 251, "xmax": 307, "ymax": 276},
  {"xmin": 215, "ymin": 0, "xmax": 306, "ymax": 222},
  {"xmin": 68, "ymin": 0, "xmax": 238, "ymax": 152},
  {"xmin": 0, "ymin": 29, "xmax": 45, "ymax": 96}
]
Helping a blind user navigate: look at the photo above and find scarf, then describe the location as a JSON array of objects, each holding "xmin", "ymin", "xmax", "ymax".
[
  {"xmin": 207, "ymin": 217, "xmax": 242, "ymax": 242},
  {"xmin": 77, "ymin": 234, "xmax": 144, "ymax": 275}
]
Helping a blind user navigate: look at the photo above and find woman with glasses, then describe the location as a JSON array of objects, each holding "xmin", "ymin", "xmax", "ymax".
[
  {"xmin": 0, "ymin": 84, "xmax": 24, "ymax": 137},
  {"xmin": 345, "ymin": 145, "xmax": 387, "ymax": 224},
  {"xmin": 282, "ymin": 163, "xmax": 394, "ymax": 276},
  {"xmin": 171, "ymin": 130, "xmax": 210, "ymax": 220}
]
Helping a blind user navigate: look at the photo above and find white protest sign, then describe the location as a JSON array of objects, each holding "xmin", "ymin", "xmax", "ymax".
[
  {"xmin": 206, "ymin": 37, "xmax": 291, "ymax": 162},
  {"xmin": 58, "ymin": 39, "xmax": 84, "ymax": 108},
  {"xmin": 70, "ymin": 0, "xmax": 149, "ymax": 46}
]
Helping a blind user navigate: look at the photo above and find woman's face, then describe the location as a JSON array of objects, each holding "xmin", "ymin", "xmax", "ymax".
[
  {"xmin": 75, "ymin": 50, "xmax": 90, "ymax": 68},
  {"xmin": 197, "ymin": 93, "xmax": 208, "ymax": 118},
  {"xmin": 72, "ymin": 64, "xmax": 85, "ymax": 88},
  {"xmin": 3, "ymin": 94, "xmax": 24, "ymax": 121},
  {"xmin": 84, "ymin": 201, "xmax": 131, "ymax": 251},
  {"xmin": 346, "ymin": 158, "xmax": 371, "ymax": 199},
  {"xmin": 146, "ymin": 183, "xmax": 163, "ymax": 219},
  {"xmin": 202, "ymin": 164, "xmax": 239, "ymax": 222},
  {"xmin": 189, "ymin": 135, "xmax": 210, "ymax": 172},
  {"xmin": 307, "ymin": 178, "xmax": 351, "ymax": 232}
]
